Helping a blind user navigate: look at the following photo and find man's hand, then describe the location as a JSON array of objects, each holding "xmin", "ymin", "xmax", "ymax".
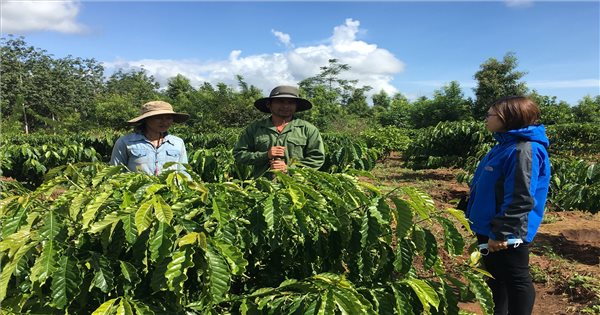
[
  {"xmin": 269, "ymin": 159, "xmax": 288, "ymax": 173},
  {"xmin": 268, "ymin": 146, "xmax": 286, "ymax": 159},
  {"xmin": 487, "ymin": 239, "xmax": 508, "ymax": 253}
]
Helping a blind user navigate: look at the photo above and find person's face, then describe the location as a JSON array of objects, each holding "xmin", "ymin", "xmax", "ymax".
[
  {"xmin": 268, "ymin": 98, "xmax": 297, "ymax": 119},
  {"xmin": 485, "ymin": 108, "xmax": 505, "ymax": 133},
  {"xmin": 145, "ymin": 114, "xmax": 174, "ymax": 134}
]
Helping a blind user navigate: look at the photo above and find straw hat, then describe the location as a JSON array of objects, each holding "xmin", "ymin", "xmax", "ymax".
[
  {"xmin": 127, "ymin": 101, "xmax": 189, "ymax": 124},
  {"xmin": 254, "ymin": 85, "xmax": 313, "ymax": 113}
]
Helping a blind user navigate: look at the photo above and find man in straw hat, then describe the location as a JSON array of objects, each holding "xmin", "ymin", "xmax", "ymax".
[
  {"xmin": 110, "ymin": 100, "xmax": 190, "ymax": 176},
  {"xmin": 234, "ymin": 85, "xmax": 325, "ymax": 178}
]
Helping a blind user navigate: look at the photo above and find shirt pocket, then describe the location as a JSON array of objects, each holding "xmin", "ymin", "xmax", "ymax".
[
  {"xmin": 255, "ymin": 134, "xmax": 271, "ymax": 151},
  {"xmin": 287, "ymin": 136, "xmax": 307, "ymax": 159},
  {"xmin": 129, "ymin": 147, "xmax": 150, "ymax": 164},
  {"xmin": 165, "ymin": 149, "xmax": 181, "ymax": 162}
]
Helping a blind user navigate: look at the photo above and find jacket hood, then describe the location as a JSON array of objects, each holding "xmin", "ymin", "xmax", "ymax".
[{"xmin": 494, "ymin": 124, "xmax": 549, "ymax": 148}]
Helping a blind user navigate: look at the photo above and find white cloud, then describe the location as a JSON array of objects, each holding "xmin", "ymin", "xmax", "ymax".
[
  {"xmin": 1, "ymin": 0, "xmax": 86, "ymax": 34},
  {"xmin": 103, "ymin": 18, "xmax": 406, "ymax": 98},
  {"xmin": 271, "ymin": 29, "xmax": 292, "ymax": 48}
]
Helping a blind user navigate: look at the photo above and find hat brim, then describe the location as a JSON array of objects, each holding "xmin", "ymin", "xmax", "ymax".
[
  {"xmin": 254, "ymin": 96, "xmax": 313, "ymax": 113},
  {"xmin": 127, "ymin": 110, "xmax": 190, "ymax": 124}
]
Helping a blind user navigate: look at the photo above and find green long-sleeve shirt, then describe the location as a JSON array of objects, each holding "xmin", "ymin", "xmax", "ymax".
[{"xmin": 233, "ymin": 117, "xmax": 325, "ymax": 178}]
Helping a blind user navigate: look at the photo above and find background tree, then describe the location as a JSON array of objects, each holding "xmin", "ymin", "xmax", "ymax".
[
  {"xmin": 346, "ymin": 87, "xmax": 372, "ymax": 117},
  {"xmin": 529, "ymin": 90, "xmax": 575, "ymax": 125},
  {"xmin": 378, "ymin": 93, "xmax": 414, "ymax": 128},
  {"xmin": 1, "ymin": 36, "xmax": 104, "ymax": 132},
  {"xmin": 472, "ymin": 52, "xmax": 529, "ymax": 119},
  {"xmin": 572, "ymin": 95, "xmax": 600, "ymax": 123}
]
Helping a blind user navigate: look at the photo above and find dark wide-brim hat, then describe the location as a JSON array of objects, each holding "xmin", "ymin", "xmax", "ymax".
[
  {"xmin": 254, "ymin": 85, "xmax": 313, "ymax": 113},
  {"xmin": 127, "ymin": 101, "xmax": 190, "ymax": 124}
]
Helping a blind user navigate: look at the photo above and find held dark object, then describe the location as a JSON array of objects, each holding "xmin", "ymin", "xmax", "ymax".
[{"xmin": 457, "ymin": 195, "xmax": 469, "ymax": 211}]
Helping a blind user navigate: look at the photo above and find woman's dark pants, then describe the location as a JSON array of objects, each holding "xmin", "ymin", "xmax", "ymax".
[{"xmin": 478, "ymin": 235, "xmax": 535, "ymax": 315}]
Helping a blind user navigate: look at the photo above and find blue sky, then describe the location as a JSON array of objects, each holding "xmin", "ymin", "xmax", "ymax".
[{"xmin": 2, "ymin": 1, "xmax": 599, "ymax": 105}]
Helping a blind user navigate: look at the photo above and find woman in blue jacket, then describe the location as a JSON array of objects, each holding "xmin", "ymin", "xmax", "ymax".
[{"xmin": 466, "ymin": 96, "xmax": 551, "ymax": 315}]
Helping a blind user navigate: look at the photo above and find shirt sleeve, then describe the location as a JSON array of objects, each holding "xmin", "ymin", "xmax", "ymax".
[
  {"xmin": 490, "ymin": 143, "xmax": 539, "ymax": 240},
  {"xmin": 110, "ymin": 136, "xmax": 128, "ymax": 167},
  {"xmin": 233, "ymin": 125, "xmax": 269, "ymax": 165},
  {"xmin": 178, "ymin": 140, "xmax": 191, "ymax": 179},
  {"xmin": 300, "ymin": 125, "xmax": 325, "ymax": 169}
]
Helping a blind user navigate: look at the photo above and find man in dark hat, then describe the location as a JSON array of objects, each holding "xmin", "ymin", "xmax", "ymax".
[{"xmin": 233, "ymin": 85, "xmax": 325, "ymax": 178}]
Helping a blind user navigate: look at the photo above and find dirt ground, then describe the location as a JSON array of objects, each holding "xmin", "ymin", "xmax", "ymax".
[{"xmin": 372, "ymin": 154, "xmax": 600, "ymax": 314}]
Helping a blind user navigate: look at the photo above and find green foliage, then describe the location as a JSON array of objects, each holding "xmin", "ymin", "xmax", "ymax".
[
  {"xmin": 546, "ymin": 123, "xmax": 600, "ymax": 159},
  {"xmin": 376, "ymin": 93, "xmax": 414, "ymax": 128},
  {"xmin": 410, "ymin": 81, "xmax": 472, "ymax": 129},
  {"xmin": 360, "ymin": 126, "xmax": 412, "ymax": 159},
  {"xmin": 321, "ymin": 134, "xmax": 380, "ymax": 172},
  {"xmin": 530, "ymin": 91, "xmax": 576, "ymax": 125},
  {"xmin": 0, "ymin": 164, "xmax": 491, "ymax": 314},
  {"xmin": 404, "ymin": 121, "xmax": 494, "ymax": 169},
  {"xmin": 572, "ymin": 95, "xmax": 600, "ymax": 124},
  {"xmin": 549, "ymin": 157, "xmax": 600, "ymax": 213},
  {"xmin": 1, "ymin": 35, "xmax": 104, "ymax": 133},
  {"xmin": 472, "ymin": 52, "xmax": 529, "ymax": 119},
  {"xmin": 0, "ymin": 142, "xmax": 100, "ymax": 186}
]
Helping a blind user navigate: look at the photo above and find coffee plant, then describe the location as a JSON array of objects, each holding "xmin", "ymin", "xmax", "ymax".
[{"xmin": 0, "ymin": 163, "xmax": 494, "ymax": 314}]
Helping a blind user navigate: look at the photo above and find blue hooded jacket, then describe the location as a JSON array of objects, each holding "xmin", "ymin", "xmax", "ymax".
[{"xmin": 466, "ymin": 124, "xmax": 551, "ymax": 243}]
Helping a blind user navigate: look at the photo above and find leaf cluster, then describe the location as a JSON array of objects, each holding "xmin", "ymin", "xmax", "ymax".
[{"xmin": 0, "ymin": 163, "xmax": 493, "ymax": 314}]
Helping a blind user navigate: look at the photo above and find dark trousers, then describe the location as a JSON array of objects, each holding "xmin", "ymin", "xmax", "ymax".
[{"xmin": 477, "ymin": 235, "xmax": 535, "ymax": 315}]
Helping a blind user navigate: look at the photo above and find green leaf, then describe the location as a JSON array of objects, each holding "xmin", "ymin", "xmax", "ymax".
[
  {"xmin": 90, "ymin": 211, "xmax": 121, "ymax": 234},
  {"xmin": 119, "ymin": 260, "xmax": 141, "ymax": 291},
  {"xmin": 82, "ymin": 190, "xmax": 112, "ymax": 228},
  {"xmin": 117, "ymin": 297, "xmax": 134, "ymax": 315},
  {"xmin": 91, "ymin": 254, "xmax": 114, "ymax": 293},
  {"xmin": 438, "ymin": 216, "xmax": 465, "ymax": 256},
  {"xmin": 0, "ymin": 242, "xmax": 36, "ymax": 302},
  {"xmin": 205, "ymin": 243, "xmax": 231, "ymax": 303},
  {"xmin": 401, "ymin": 187, "xmax": 434, "ymax": 220},
  {"xmin": 165, "ymin": 247, "xmax": 195, "ymax": 297},
  {"xmin": 0, "ymin": 195, "xmax": 19, "ymax": 217},
  {"xmin": 262, "ymin": 195, "xmax": 275, "ymax": 231},
  {"xmin": 70, "ymin": 191, "xmax": 90, "ymax": 220},
  {"xmin": 464, "ymin": 272, "xmax": 494, "ymax": 315},
  {"xmin": 29, "ymin": 241, "xmax": 58, "ymax": 286},
  {"xmin": 91, "ymin": 298, "xmax": 118, "ymax": 315},
  {"xmin": 130, "ymin": 300, "xmax": 155, "ymax": 315},
  {"xmin": 121, "ymin": 212, "xmax": 137, "ymax": 244},
  {"xmin": 392, "ymin": 196, "xmax": 414, "ymax": 240},
  {"xmin": 446, "ymin": 208, "xmax": 472, "ymax": 234},
  {"xmin": 135, "ymin": 199, "xmax": 154, "ymax": 234},
  {"xmin": 391, "ymin": 284, "xmax": 414, "ymax": 314},
  {"xmin": 153, "ymin": 195, "xmax": 173, "ymax": 224},
  {"xmin": 93, "ymin": 165, "xmax": 123, "ymax": 187},
  {"xmin": 404, "ymin": 278, "xmax": 440, "ymax": 313},
  {"xmin": 51, "ymin": 253, "xmax": 82, "ymax": 309},
  {"xmin": 317, "ymin": 290, "xmax": 335, "ymax": 315},
  {"xmin": 149, "ymin": 222, "xmax": 174, "ymax": 263},
  {"xmin": 214, "ymin": 239, "xmax": 248, "ymax": 276},
  {"xmin": 178, "ymin": 232, "xmax": 199, "ymax": 247},
  {"xmin": 332, "ymin": 286, "xmax": 376, "ymax": 315},
  {"xmin": 423, "ymin": 229, "xmax": 439, "ymax": 270},
  {"xmin": 394, "ymin": 238, "xmax": 415, "ymax": 275}
]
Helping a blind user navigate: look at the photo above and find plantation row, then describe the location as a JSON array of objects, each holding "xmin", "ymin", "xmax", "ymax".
[
  {"xmin": 2, "ymin": 122, "xmax": 598, "ymax": 212},
  {"xmin": 0, "ymin": 164, "xmax": 493, "ymax": 314}
]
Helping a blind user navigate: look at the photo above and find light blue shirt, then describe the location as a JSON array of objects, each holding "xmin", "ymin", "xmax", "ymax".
[{"xmin": 110, "ymin": 132, "xmax": 188, "ymax": 176}]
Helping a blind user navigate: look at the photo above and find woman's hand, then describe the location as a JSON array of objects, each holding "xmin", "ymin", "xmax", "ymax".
[{"xmin": 487, "ymin": 239, "xmax": 508, "ymax": 253}]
